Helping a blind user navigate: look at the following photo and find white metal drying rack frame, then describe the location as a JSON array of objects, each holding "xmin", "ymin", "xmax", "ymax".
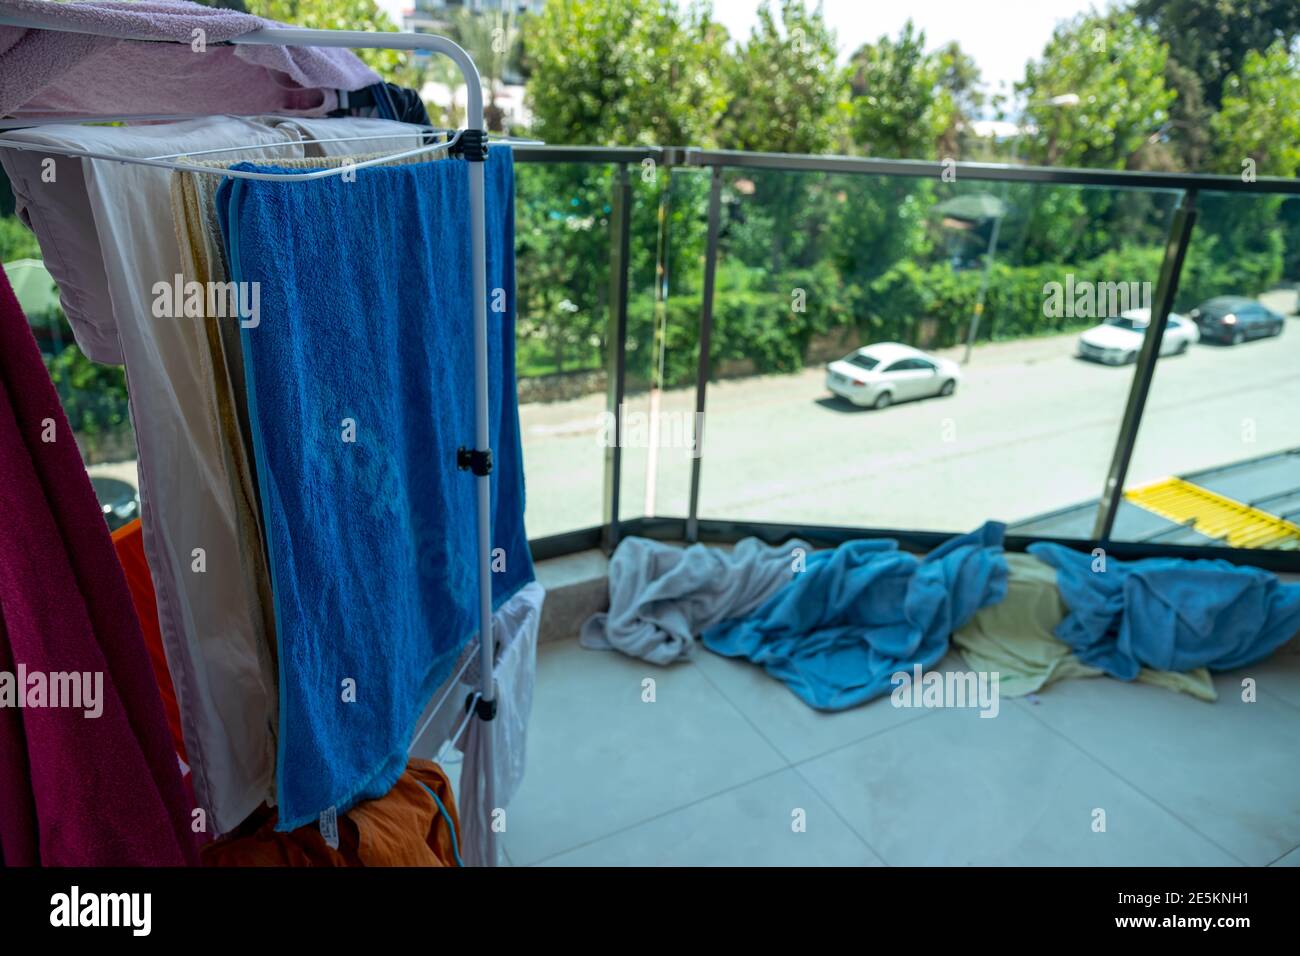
[{"xmin": 0, "ymin": 12, "xmax": 519, "ymax": 867}]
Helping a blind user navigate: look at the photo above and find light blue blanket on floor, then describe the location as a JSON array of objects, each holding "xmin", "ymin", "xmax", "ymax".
[
  {"xmin": 1027, "ymin": 543, "xmax": 1300, "ymax": 678},
  {"xmin": 703, "ymin": 522, "xmax": 1008, "ymax": 710},
  {"xmin": 217, "ymin": 150, "xmax": 534, "ymax": 830}
]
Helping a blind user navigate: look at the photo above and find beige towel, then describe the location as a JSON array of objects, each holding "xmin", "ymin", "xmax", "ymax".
[{"xmin": 954, "ymin": 552, "xmax": 1218, "ymax": 701}]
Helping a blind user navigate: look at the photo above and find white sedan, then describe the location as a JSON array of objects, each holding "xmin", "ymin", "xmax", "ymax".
[
  {"xmin": 825, "ymin": 342, "xmax": 961, "ymax": 409},
  {"xmin": 1076, "ymin": 308, "xmax": 1199, "ymax": 365}
]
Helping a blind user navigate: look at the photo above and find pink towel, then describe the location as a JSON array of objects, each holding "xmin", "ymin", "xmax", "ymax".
[
  {"xmin": 0, "ymin": 0, "xmax": 381, "ymax": 119},
  {"xmin": 0, "ymin": 266, "xmax": 198, "ymax": 866}
]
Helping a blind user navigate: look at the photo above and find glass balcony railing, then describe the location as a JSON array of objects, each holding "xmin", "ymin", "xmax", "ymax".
[
  {"xmin": 4, "ymin": 146, "xmax": 1298, "ymax": 566},
  {"xmin": 512, "ymin": 147, "xmax": 1300, "ymax": 567},
  {"xmin": 692, "ymin": 170, "xmax": 1182, "ymax": 535},
  {"xmin": 1113, "ymin": 189, "xmax": 1300, "ymax": 550},
  {"xmin": 512, "ymin": 158, "xmax": 618, "ymax": 539}
]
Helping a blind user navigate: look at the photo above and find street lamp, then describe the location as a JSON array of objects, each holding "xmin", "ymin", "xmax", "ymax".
[
  {"xmin": 1045, "ymin": 93, "xmax": 1081, "ymax": 107},
  {"xmin": 961, "ymin": 92, "xmax": 1079, "ymax": 364}
]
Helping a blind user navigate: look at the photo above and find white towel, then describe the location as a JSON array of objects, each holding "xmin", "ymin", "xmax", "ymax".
[{"xmin": 581, "ymin": 536, "xmax": 810, "ymax": 664}]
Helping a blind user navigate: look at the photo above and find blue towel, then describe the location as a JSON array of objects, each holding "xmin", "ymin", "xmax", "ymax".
[
  {"xmin": 1027, "ymin": 543, "xmax": 1300, "ymax": 678},
  {"xmin": 216, "ymin": 150, "xmax": 534, "ymax": 830},
  {"xmin": 702, "ymin": 523, "xmax": 1008, "ymax": 710}
]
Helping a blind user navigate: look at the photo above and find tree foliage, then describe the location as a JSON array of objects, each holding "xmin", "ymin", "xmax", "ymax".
[
  {"xmin": 845, "ymin": 20, "xmax": 954, "ymax": 160},
  {"xmin": 1017, "ymin": 10, "xmax": 1174, "ymax": 170},
  {"xmin": 243, "ymin": 0, "xmax": 408, "ymax": 76},
  {"xmin": 22, "ymin": 0, "xmax": 1299, "ymax": 399},
  {"xmin": 1133, "ymin": 0, "xmax": 1300, "ymax": 171},
  {"xmin": 1133, "ymin": 0, "xmax": 1300, "ymax": 108},
  {"xmin": 934, "ymin": 41, "xmax": 985, "ymax": 158},
  {"xmin": 718, "ymin": 0, "xmax": 844, "ymax": 155},
  {"xmin": 506, "ymin": 0, "xmax": 1294, "ymax": 383},
  {"xmin": 1210, "ymin": 42, "xmax": 1300, "ymax": 178},
  {"xmin": 524, "ymin": 0, "xmax": 729, "ymax": 147}
]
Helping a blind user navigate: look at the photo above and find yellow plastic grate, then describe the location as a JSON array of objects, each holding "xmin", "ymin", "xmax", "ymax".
[{"xmin": 1125, "ymin": 477, "xmax": 1300, "ymax": 549}]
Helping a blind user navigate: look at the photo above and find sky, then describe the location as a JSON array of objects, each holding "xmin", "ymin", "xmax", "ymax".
[
  {"xmin": 711, "ymin": 0, "xmax": 1100, "ymax": 95},
  {"xmin": 374, "ymin": 0, "xmax": 1100, "ymax": 102}
]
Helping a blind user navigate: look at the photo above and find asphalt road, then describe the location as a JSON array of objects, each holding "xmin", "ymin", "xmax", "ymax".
[{"xmin": 518, "ymin": 320, "xmax": 1300, "ymax": 539}]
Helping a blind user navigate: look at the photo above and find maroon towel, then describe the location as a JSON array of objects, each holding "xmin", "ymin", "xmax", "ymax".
[{"xmin": 0, "ymin": 268, "xmax": 197, "ymax": 866}]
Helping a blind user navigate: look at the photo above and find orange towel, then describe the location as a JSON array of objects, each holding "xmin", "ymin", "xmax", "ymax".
[
  {"xmin": 201, "ymin": 760, "xmax": 461, "ymax": 867},
  {"xmin": 111, "ymin": 518, "xmax": 187, "ymax": 763}
]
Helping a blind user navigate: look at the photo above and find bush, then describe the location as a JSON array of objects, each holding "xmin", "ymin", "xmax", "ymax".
[{"xmin": 43, "ymin": 344, "xmax": 131, "ymax": 459}]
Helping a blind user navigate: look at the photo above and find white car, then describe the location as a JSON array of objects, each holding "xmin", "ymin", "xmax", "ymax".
[
  {"xmin": 825, "ymin": 342, "xmax": 961, "ymax": 409},
  {"xmin": 1077, "ymin": 308, "xmax": 1199, "ymax": 365}
]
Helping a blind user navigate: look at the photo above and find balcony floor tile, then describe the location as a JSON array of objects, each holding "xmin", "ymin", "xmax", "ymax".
[
  {"xmin": 796, "ymin": 700, "xmax": 1240, "ymax": 866},
  {"xmin": 1019, "ymin": 666, "xmax": 1300, "ymax": 866},
  {"xmin": 542, "ymin": 768, "xmax": 884, "ymax": 867},
  {"xmin": 502, "ymin": 639, "xmax": 786, "ymax": 866},
  {"xmin": 506, "ymin": 636, "xmax": 1297, "ymax": 866}
]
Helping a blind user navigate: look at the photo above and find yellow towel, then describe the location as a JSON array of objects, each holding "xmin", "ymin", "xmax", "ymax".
[{"xmin": 953, "ymin": 552, "xmax": 1217, "ymax": 702}]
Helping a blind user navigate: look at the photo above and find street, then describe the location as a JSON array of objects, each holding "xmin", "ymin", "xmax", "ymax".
[{"xmin": 518, "ymin": 321, "xmax": 1300, "ymax": 539}]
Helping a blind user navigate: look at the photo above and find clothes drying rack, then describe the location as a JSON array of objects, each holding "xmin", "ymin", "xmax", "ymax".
[{"xmin": 0, "ymin": 11, "xmax": 520, "ymax": 867}]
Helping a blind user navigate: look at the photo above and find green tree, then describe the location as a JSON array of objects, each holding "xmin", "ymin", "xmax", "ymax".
[
  {"xmin": 44, "ymin": 342, "xmax": 132, "ymax": 459},
  {"xmin": 513, "ymin": 164, "xmax": 615, "ymax": 376},
  {"xmin": 1017, "ymin": 10, "xmax": 1174, "ymax": 170},
  {"xmin": 717, "ymin": 0, "xmax": 844, "ymax": 155},
  {"xmin": 1210, "ymin": 42, "xmax": 1300, "ymax": 178},
  {"xmin": 829, "ymin": 175, "xmax": 934, "ymax": 293},
  {"xmin": 715, "ymin": 1, "xmax": 843, "ymax": 277},
  {"xmin": 515, "ymin": 0, "xmax": 732, "ymax": 382},
  {"xmin": 1134, "ymin": 0, "xmax": 1300, "ymax": 109},
  {"xmin": 442, "ymin": 7, "xmax": 529, "ymax": 132},
  {"xmin": 1131, "ymin": 54, "xmax": 1209, "ymax": 172},
  {"xmin": 1199, "ymin": 43, "xmax": 1299, "ymax": 291},
  {"xmin": 244, "ymin": 0, "xmax": 408, "ymax": 77},
  {"xmin": 524, "ymin": 0, "xmax": 729, "ymax": 147},
  {"xmin": 934, "ymin": 41, "xmax": 984, "ymax": 159},
  {"xmin": 0, "ymin": 216, "xmax": 40, "ymax": 261},
  {"xmin": 845, "ymin": 20, "xmax": 953, "ymax": 160},
  {"xmin": 1134, "ymin": 0, "xmax": 1300, "ymax": 171}
]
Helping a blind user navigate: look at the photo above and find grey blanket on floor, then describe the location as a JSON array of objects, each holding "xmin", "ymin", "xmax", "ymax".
[{"xmin": 581, "ymin": 536, "xmax": 810, "ymax": 664}]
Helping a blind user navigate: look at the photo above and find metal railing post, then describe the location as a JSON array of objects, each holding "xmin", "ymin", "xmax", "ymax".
[
  {"xmin": 686, "ymin": 166, "xmax": 724, "ymax": 542},
  {"xmin": 642, "ymin": 158, "xmax": 675, "ymax": 518},
  {"xmin": 602, "ymin": 164, "xmax": 632, "ymax": 552},
  {"xmin": 1092, "ymin": 189, "xmax": 1199, "ymax": 541}
]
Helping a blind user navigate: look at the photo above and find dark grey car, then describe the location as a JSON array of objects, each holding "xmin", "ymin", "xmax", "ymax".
[{"xmin": 1189, "ymin": 296, "xmax": 1285, "ymax": 345}]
